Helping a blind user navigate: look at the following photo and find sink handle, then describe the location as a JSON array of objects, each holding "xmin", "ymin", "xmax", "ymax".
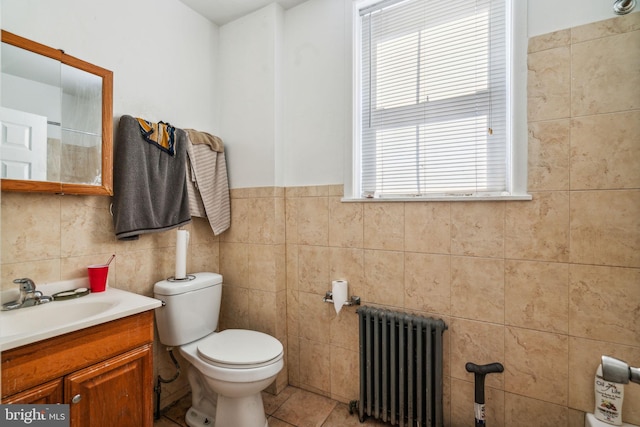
[{"xmin": 13, "ymin": 278, "xmax": 36, "ymax": 293}]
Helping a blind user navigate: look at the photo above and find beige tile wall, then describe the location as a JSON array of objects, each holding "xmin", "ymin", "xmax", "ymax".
[
  {"xmin": 1, "ymin": 13, "xmax": 638, "ymax": 426},
  {"xmin": 285, "ymin": 13, "xmax": 640, "ymax": 427},
  {"xmin": 218, "ymin": 186, "xmax": 288, "ymax": 393},
  {"xmin": 0, "ymin": 193, "xmax": 221, "ymax": 407}
]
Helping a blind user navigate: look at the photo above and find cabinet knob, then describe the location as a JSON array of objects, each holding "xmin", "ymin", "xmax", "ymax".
[{"xmin": 72, "ymin": 394, "xmax": 82, "ymax": 404}]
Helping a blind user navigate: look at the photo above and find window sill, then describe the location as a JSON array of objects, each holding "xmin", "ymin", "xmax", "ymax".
[{"xmin": 341, "ymin": 194, "xmax": 533, "ymax": 202}]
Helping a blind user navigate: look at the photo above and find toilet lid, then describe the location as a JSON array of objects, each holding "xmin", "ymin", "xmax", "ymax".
[{"xmin": 197, "ymin": 329, "xmax": 283, "ymax": 366}]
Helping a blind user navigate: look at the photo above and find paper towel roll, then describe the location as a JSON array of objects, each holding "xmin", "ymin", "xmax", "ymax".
[
  {"xmin": 175, "ymin": 230, "xmax": 189, "ymax": 279},
  {"xmin": 332, "ymin": 280, "xmax": 348, "ymax": 315}
]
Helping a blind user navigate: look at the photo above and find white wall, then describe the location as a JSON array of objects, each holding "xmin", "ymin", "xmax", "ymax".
[
  {"xmin": 528, "ymin": 0, "xmax": 623, "ymax": 37},
  {"xmin": 218, "ymin": 3, "xmax": 283, "ymax": 189},
  {"xmin": 282, "ymin": 0, "xmax": 350, "ymax": 187},
  {"xmin": 216, "ymin": 0, "xmax": 345, "ymax": 189},
  {"xmin": 2, "ymin": 0, "xmax": 219, "ymax": 133},
  {"xmin": 3, "ymin": 0, "xmax": 632, "ymax": 189}
]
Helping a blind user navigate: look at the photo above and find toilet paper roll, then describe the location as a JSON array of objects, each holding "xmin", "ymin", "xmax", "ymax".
[
  {"xmin": 332, "ymin": 280, "xmax": 348, "ymax": 315},
  {"xmin": 175, "ymin": 229, "xmax": 189, "ymax": 279}
]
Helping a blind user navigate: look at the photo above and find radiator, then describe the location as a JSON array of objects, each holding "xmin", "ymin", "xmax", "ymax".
[{"xmin": 355, "ymin": 306, "xmax": 447, "ymax": 427}]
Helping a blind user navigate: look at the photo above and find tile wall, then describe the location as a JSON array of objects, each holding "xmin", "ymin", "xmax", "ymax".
[
  {"xmin": 1, "ymin": 13, "xmax": 638, "ymax": 426},
  {"xmin": 218, "ymin": 186, "xmax": 289, "ymax": 393},
  {"xmin": 283, "ymin": 14, "xmax": 640, "ymax": 426},
  {"xmin": 0, "ymin": 194, "xmax": 221, "ymax": 407}
]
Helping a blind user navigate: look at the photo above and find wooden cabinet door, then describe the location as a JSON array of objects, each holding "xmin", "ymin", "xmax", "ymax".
[
  {"xmin": 65, "ymin": 345, "xmax": 153, "ymax": 427},
  {"xmin": 2, "ymin": 378, "xmax": 63, "ymax": 404}
]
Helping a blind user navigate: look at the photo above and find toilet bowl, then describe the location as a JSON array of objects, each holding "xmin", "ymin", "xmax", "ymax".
[
  {"xmin": 154, "ymin": 273, "xmax": 284, "ymax": 427},
  {"xmin": 180, "ymin": 329, "xmax": 283, "ymax": 427}
]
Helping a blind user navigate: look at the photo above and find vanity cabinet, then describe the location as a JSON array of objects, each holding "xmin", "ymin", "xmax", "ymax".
[
  {"xmin": 1, "ymin": 311, "xmax": 154, "ymax": 427},
  {"xmin": 2, "ymin": 379, "xmax": 63, "ymax": 404}
]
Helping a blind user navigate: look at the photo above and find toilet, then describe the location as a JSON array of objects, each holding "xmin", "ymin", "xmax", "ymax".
[{"xmin": 154, "ymin": 272, "xmax": 283, "ymax": 427}]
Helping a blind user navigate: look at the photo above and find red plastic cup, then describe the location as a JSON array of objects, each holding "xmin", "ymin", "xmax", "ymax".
[{"xmin": 88, "ymin": 264, "xmax": 109, "ymax": 292}]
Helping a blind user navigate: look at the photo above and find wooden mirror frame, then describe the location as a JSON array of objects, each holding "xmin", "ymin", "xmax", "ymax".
[{"xmin": 1, "ymin": 30, "xmax": 113, "ymax": 195}]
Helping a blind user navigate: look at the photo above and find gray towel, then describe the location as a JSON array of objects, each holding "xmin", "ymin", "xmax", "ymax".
[{"xmin": 112, "ymin": 115, "xmax": 191, "ymax": 240}]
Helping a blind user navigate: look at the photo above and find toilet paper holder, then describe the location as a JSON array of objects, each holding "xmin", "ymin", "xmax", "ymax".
[{"xmin": 323, "ymin": 291, "xmax": 361, "ymax": 306}]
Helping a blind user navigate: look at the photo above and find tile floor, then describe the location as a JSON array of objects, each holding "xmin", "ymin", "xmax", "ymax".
[{"xmin": 154, "ymin": 386, "xmax": 388, "ymax": 427}]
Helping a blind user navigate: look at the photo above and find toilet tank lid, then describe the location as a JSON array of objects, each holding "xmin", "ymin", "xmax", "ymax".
[{"xmin": 154, "ymin": 272, "xmax": 222, "ymax": 296}]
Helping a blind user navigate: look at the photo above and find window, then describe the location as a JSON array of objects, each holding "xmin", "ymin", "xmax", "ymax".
[{"xmin": 350, "ymin": 0, "xmax": 529, "ymax": 200}]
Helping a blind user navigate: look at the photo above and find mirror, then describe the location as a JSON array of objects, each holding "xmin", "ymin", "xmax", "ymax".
[{"xmin": 0, "ymin": 30, "xmax": 113, "ymax": 195}]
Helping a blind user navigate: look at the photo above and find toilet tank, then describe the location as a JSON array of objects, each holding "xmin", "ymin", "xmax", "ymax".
[{"xmin": 154, "ymin": 272, "xmax": 223, "ymax": 346}]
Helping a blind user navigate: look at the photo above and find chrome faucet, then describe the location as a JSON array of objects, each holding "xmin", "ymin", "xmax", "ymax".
[{"xmin": 1, "ymin": 278, "xmax": 53, "ymax": 310}]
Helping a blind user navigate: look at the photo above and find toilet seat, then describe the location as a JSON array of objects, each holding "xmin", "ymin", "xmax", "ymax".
[{"xmin": 197, "ymin": 329, "xmax": 283, "ymax": 369}]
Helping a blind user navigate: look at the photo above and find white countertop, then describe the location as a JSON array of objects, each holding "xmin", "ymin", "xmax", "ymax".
[{"xmin": 0, "ymin": 278, "xmax": 161, "ymax": 351}]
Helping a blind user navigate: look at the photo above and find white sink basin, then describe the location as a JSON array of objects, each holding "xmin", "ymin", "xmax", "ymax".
[{"xmin": 0, "ymin": 279, "xmax": 161, "ymax": 351}]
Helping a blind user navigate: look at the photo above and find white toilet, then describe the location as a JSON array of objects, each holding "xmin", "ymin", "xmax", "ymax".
[{"xmin": 154, "ymin": 272, "xmax": 284, "ymax": 427}]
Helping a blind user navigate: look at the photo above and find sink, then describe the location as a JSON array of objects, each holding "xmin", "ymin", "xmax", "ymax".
[
  {"xmin": 1, "ymin": 301, "xmax": 116, "ymax": 338},
  {"xmin": 0, "ymin": 278, "xmax": 161, "ymax": 351}
]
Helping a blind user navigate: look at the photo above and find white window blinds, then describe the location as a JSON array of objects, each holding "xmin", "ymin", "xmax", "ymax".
[{"xmin": 358, "ymin": 0, "xmax": 509, "ymax": 198}]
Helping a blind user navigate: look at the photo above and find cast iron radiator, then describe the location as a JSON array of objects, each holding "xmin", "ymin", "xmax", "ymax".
[{"xmin": 355, "ymin": 306, "xmax": 447, "ymax": 427}]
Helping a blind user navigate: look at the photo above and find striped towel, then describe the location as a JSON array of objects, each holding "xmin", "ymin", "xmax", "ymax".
[
  {"xmin": 136, "ymin": 117, "xmax": 176, "ymax": 155},
  {"xmin": 185, "ymin": 128, "xmax": 224, "ymax": 152},
  {"xmin": 185, "ymin": 130, "xmax": 231, "ymax": 235}
]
